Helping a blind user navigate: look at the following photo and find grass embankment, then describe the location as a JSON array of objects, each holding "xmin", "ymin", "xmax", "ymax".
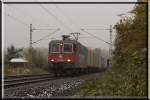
[
  {"xmin": 4, "ymin": 66, "xmax": 49, "ymax": 76},
  {"xmin": 74, "ymin": 49, "xmax": 146, "ymax": 97}
]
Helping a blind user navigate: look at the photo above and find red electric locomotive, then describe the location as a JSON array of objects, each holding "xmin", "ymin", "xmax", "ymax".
[{"xmin": 48, "ymin": 35, "xmax": 88, "ymax": 76}]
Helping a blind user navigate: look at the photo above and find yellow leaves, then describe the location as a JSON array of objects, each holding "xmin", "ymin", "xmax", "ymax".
[{"xmin": 114, "ymin": 3, "xmax": 146, "ymax": 58}]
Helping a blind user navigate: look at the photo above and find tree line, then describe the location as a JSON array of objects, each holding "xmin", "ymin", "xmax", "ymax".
[{"xmin": 4, "ymin": 45, "xmax": 49, "ymax": 71}]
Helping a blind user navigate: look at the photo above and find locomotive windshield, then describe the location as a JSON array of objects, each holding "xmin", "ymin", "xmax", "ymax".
[
  {"xmin": 63, "ymin": 43, "xmax": 73, "ymax": 53},
  {"xmin": 51, "ymin": 43, "xmax": 60, "ymax": 53}
]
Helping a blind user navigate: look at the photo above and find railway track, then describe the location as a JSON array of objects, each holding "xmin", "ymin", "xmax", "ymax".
[
  {"xmin": 4, "ymin": 71, "xmax": 103, "ymax": 89},
  {"xmin": 4, "ymin": 74, "xmax": 55, "ymax": 89}
]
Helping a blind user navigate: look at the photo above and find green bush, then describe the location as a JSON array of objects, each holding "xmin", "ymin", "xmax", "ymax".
[
  {"xmin": 4, "ymin": 65, "xmax": 49, "ymax": 76},
  {"xmin": 24, "ymin": 48, "xmax": 49, "ymax": 71}
]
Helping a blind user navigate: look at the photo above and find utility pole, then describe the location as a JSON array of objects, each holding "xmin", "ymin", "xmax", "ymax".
[
  {"xmin": 109, "ymin": 25, "xmax": 113, "ymax": 67},
  {"xmin": 29, "ymin": 24, "xmax": 33, "ymax": 67},
  {"xmin": 70, "ymin": 32, "xmax": 80, "ymax": 41},
  {"xmin": 109, "ymin": 25, "xmax": 113, "ymax": 58},
  {"xmin": 30, "ymin": 24, "xmax": 33, "ymax": 49}
]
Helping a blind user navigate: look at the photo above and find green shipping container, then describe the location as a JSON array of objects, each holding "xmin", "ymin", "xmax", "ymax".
[
  {"xmin": 93, "ymin": 50, "xmax": 97, "ymax": 67},
  {"xmin": 95, "ymin": 48, "xmax": 101, "ymax": 68},
  {"xmin": 93, "ymin": 48, "xmax": 101, "ymax": 68}
]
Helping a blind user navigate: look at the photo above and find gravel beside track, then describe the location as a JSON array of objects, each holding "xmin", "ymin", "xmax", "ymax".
[{"xmin": 4, "ymin": 72, "xmax": 102, "ymax": 98}]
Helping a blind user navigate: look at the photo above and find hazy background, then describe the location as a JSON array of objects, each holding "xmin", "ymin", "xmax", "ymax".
[{"xmin": 4, "ymin": 0, "xmax": 136, "ymax": 50}]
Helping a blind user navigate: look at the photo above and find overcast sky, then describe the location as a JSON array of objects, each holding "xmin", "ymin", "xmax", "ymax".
[{"xmin": 3, "ymin": 0, "xmax": 136, "ymax": 50}]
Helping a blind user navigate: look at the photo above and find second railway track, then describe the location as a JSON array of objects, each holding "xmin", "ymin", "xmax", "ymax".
[{"xmin": 4, "ymin": 74, "xmax": 55, "ymax": 89}]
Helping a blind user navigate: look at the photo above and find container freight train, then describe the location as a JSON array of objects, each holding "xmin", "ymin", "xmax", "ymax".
[{"xmin": 48, "ymin": 35, "xmax": 109, "ymax": 76}]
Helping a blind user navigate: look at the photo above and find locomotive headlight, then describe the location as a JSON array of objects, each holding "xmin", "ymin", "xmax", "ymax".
[
  {"xmin": 67, "ymin": 59, "xmax": 71, "ymax": 62},
  {"xmin": 51, "ymin": 59, "xmax": 54, "ymax": 62}
]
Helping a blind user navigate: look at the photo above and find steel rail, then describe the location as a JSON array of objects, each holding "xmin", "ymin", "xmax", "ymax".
[{"xmin": 4, "ymin": 74, "xmax": 55, "ymax": 89}]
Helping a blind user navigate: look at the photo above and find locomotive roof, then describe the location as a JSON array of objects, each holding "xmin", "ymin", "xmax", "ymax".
[
  {"xmin": 49, "ymin": 40, "xmax": 78, "ymax": 44},
  {"xmin": 49, "ymin": 39, "xmax": 87, "ymax": 49}
]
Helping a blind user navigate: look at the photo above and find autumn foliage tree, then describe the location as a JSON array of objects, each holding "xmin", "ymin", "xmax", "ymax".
[
  {"xmin": 114, "ymin": 2, "xmax": 147, "ymax": 57},
  {"xmin": 75, "ymin": 1, "xmax": 147, "ymax": 97},
  {"xmin": 112, "ymin": 1, "xmax": 147, "ymax": 96},
  {"xmin": 5, "ymin": 45, "xmax": 23, "ymax": 63}
]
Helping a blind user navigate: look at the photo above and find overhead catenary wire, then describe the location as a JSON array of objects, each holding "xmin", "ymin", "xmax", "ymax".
[
  {"xmin": 50, "ymin": 0, "xmax": 81, "ymax": 32},
  {"xmin": 6, "ymin": 5, "xmax": 37, "ymax": 24},
  {"xmin": 32, "ymin": 28, "xmax": 60, "ymax": 45},
  {"xmin": 5, "ymin": 13, "xmax": 28, "ymax": 26},
  {"xmin": 32, "ymin": 28, "xmax": 59, "ymax": 31},
  {"xmin": 6, "ymin": 4, "xmax": 60, "ymax": 28},
  {"xmin": 81, "ymin": 29, "xmax": 111, "ymax": 45},
  {"xmin": 79, "ymin": 36, "xmax": 92, "ymax": 38},
  {"xmin": 79, "ymin": 39, "xmax": 92, "ymax": 48},
  {"xmin": 80, "ymin": 28, "xmax": 110, "ymax": 30},
  {"xmin": 38, "ymin": 3, "xmax": 73, "ymax": 32},
  {"xmin": 6, "ymin": 4, "xmax": 68, "ymax": 28},
  {"xmin": 41, "ymin": 36, "xmax": 62, "ymax": 41}
]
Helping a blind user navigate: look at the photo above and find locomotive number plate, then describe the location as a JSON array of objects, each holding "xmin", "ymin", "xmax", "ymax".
[
  {"xmin": 58, "ymin": 54, "xmax": 63, "ymax": 61},
  {"xmin": 59, "ymin": 54, "xmax": 63, "ymax": 58}
]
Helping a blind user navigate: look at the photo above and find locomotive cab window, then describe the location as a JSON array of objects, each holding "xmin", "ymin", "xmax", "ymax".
[
  {"xmin": 63, "ymin": 43, "xmax": 73, "ymax": 53},
  {"xmin": 51, "ymin": 43, "xmax": 60, "ymax": 53}
]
